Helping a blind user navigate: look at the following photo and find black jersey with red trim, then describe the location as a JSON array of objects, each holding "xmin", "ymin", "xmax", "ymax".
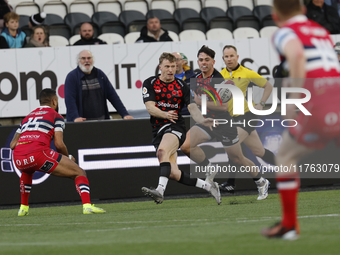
[
  {"xmin": 191, "ymin": 69, "xmax": 232, "ymax": 120},
  {"xmin": 142, "ymin": 76, "xmax": 191, "ymax": 130}
]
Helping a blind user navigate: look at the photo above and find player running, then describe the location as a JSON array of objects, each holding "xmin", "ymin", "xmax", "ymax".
[
  {"xmin": 141, "ymin": 52, "xmax": 221, "ymax": 205},
  {"xmin": 180, "ymin": 45, "xmax": 270, "ymax": 200},
  {"xmin": 219, "ymin": 45, "xmax": 274, "ymax": 195},
  {"xmin": 11, "ymin": 89, "xmax": 106, "ymax": 215},
  {"xmin": 261, "ymin": 0, "xmax": 340, "ymax": 240}
]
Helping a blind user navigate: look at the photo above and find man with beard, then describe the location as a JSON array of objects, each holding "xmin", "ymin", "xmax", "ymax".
[
  {"xmin": 10, "ymin": 88, "xmax": 106, "ymax": 215},
  {"xmin": 65, "ymin": 50, "xmax": 133, "ymax": 122},
  {"xmin": 73, "ymin": 23, "xmax": 106, "ymax": 46}
]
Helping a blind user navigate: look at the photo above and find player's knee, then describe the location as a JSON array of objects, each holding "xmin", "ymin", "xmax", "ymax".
[
  {"xmin": 229, "ymin": 154, "xmax": 243, "ymax": 165},
  {"xmin": 156, "ymin": 148, "xmax": 167, "ymax": 161},
  {"xmin": 180, "ymin": 143, "xmax": 190, "ymax": 155}
]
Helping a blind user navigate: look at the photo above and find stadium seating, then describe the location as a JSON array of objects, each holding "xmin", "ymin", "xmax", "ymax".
[
  {"xmin": 100, "ymin": 21, "xmax": 126, "ymax": 37},
  {"xmin": 69, "ymin": 0, "xmax": 95, "ymax": 17},
  {"xmin": 150, "ymin": 0, "xmax": 176, "ymax": 14},
  {"xmin": 119, "ymin": 10, "xmax": 146, "ymax": 33},
  {"xmin": 160, "ymin": 19, "xmax": 180, "ymax": 34},
  {"xmin": 41, "ymin": 1, "xmax": 68, "ymax": 19},
  {"xmin": 98, "ymin": 33, "xmax": 124, "ymax": 43},
  {"xmin": 49, "ymin": 35, "xmax": 70, "ymax": 46},
  {"xmin": 209, "ymin": 16, "xmax": 233, "ymax": 31},
  {"xmin": 228, "ymin": 0, "xmax": 253, "ymax": 10},
  {"xmin": 96, "ymin": 0, "xmax": 122, "ymax": 16},
  {"xmin": 179, "ymin": 29, "xmax": 206, "ymax": 41},
  {"xmin": 200, "ymin": 7, "xmax": 226, "ymax": 28},
  {"xmin": 168, "ymin": 30, "xmax": 179, "ymax": 41},
  {"xmin": 206, "ymin": 28, "xmax": 233, "ymax": 40},
  {"xmin": 178, "ymin": 0, "xmax": 202, "ymax": 14},
  {"xmin": 227, "ymin": 6, "xmax": 260, "ymax": 30},
  {"xmin": 253, "ymin": 5, "xmax": 275, "ymax": 28},
  {"xmin": 92, "ymin": 11, "xmax": 119, "ymax": 29},
  {"xmin": 259, "ymin": 26, "xmax": 278, "ymax": 38},
  {"xmin": 15, "ymin": 1, "xmax": 40, "ymax": 16},
  {"xmin": 255, "ymin": 0, "xmax": 273, "ymax": 6},
  {"xmin": 124, "ymin": 0, "xmax": 149, "ymax": 16},
  {"xmin": 44, "ymin": 13, "xmax": 65, "ymax": 26},
  {"xmin": 64, "ymin": 12, "xmax": 91, "ymax": 34},
  {"xmin": 125, "ymin": 32, "xmax": 140, "ymax": 43},
  {"xmin": 204, "ymin": 0, "xmax": 228, "ymax": 12},
  {"xmin": 233, "ymin": 27, "xmax": 259, "ymax": 39},
  {"xmin": 69, "ymin": 34, "xmax": 81, "ymax": 44},
  {"xmin": 19, "ymin": 15, "xmax": 30, "ymax": 28},
  {"xmin": 182, "ymin": 18, "xmax": 206, "ymax": 33},
  {"xmin": 173, "ymin": 8, "xmax": 200, "ymax": 30},
  {"xmin": 146, "ymin": 9, "xmax": 173, "ymax": 20},
  {"xmin": 49, "ymin": 24, "xmax": 72, "ymax": 39}
]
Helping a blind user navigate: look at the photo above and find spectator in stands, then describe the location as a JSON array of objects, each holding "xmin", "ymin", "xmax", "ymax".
[
  {"xmin": 335, "ymin": 42, "xmax": 340, "ymax": 61},
  {"xmin": 0, "ymin": 12, "xmax": 26, "ymax": 48},
  {"xmin": 73, "ymin": 23, "xmax": 106, "ymax": 46},
  {"xmin": 172, "ymin": 52, "xmax": 195, "ymax": 115},
  {"xmin": 24, "ymin": 26, "xmax": 49, "ymax": 47},
  {"xmin": 28, "ymin": 12, "xmax": 46, "ymax": 28},
  {"xmin": 172, "ymin": 52, "xmax": 195, "ymax": 83},
  {"xmin": 136, "ymin": 17, "xmax": 172, "ymax": 43},
  {"xmin": 65, "ymin": 50, "xmax": 133, "ymax": 122},
  {"xmin": 306, "ymin": 0, "xmax": 340, "ymax": 34},
  {"xmin": 0, "ymin": 0, "xmax": 12, "ymax": 30},
  {"xmin": 181, "ymin": 53, "xmax": 189, "ymax": 66}
]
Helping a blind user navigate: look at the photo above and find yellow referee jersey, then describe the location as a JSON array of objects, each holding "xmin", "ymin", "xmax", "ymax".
[{"xmin": 220, "ymin": 64, "xmax": 267, "ymax": 117}]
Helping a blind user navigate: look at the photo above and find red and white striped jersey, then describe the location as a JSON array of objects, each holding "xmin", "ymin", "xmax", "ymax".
[
  {"xmin": 14, "ymin": 106, "xmax": 65, "ymax": 155},
  {"xmin": 273, "ymin": 15, "xmax": 340, "ymax": 79}
]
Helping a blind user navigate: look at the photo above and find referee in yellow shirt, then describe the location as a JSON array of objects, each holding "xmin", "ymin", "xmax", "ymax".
[{"xmin": 220, "ymin": 45, "xmax": 276, "ymax": 193}]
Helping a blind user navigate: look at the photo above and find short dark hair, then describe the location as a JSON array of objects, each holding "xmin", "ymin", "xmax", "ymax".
[
  {"xmin": 39, "ymin": 88, "xmax": 57, "ymax": 105},
  {"xmin": 197, "ymin": 45, "xmax": 215, "ymax": 59},
  {"xmin": 223, "ymin": 45, "xmax": 237, "ymax": 53},
  {"xmin": 159, "ymin": 52, "xmax": 176, "ymax": 64}
]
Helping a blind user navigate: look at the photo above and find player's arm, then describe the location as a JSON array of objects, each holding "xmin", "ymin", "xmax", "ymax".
[
  {"xmin": 53, "ymin": 131, "xmax": 69, "ymax": 157},
  {"xmin": 144, "ymin": 101, "xmax": 178, "ymax": 123},
  {"xmin": 187, "ymin": 103, "xmax": 214, "ymax": 130},
  {"xmin": 254, "ymin": 81, "xmax": 273, "ymax": 110},
  {"xmin": 10, "ymin": 132, "xmax": 21, "ymax": 150}
]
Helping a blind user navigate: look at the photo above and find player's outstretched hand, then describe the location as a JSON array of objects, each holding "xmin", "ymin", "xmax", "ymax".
[
  {"xmin": 200, "ymin": 117, "xmax": 215, "ymax": 131},
  {"xmin": 166, "ymin": 110, "xmax": 178, "ymax": 123}
]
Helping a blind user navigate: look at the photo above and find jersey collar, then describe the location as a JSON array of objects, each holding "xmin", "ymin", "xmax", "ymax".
[{"xmin": 285, "ymin": 14, "xmax": 307, "ymax": 26}]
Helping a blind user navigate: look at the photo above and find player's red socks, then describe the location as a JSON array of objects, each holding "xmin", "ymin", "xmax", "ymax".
[
  {"xmin": 20, "ymin": 172, "xmax": 33, "ymax": 206},
  {"xmin": 276, "ymin": 173, "xmax": 300, "ymax": 228},
  {"xmin": 75, "ymin": 176, "xmax": 91, "ymax": 204}
]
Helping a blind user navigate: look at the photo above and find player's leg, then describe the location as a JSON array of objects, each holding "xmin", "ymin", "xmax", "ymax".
[
  {"xmin": 224, "ymin": 141, "xmax": 269, "ymax": 200},
  {"xmin": 243, "ymin": 130, "xmax": 275, "ymax": 165},
  {"xmin": 169, "ymin": 152, "xmax": 221, "ymax": 205},
  {"xmin": 261, "ymin": 130, "xmax": 314, "ymax": 239},
  {"xmin": 18, "ymin": 172, "xmax": 33, "ymax": 216},
  {"xmin": 181, "ymin": 126, "xmax": 210, "ymax": 163},
  {"xmin": 142, "ymin": 133, "xmax": 180, "ymax": 204},
  {"xmin": 51, "ymin": 155, "xmax": 105, "ymax": 214}
]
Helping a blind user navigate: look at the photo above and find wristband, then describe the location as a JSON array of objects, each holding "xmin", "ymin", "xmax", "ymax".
[
  {"xmin": 260, "ymin": 101, "xmax": 265, "ymax": 107},
  {"xmin": 69, "ymin": 154, "xmax": 73, "ymax": 159}
]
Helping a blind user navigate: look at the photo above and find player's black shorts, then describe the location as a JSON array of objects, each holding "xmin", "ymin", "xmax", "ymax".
[
  {"xmin": 232, "ymin": 111, "xmax": 258, "ymax": 135},
  {"xmin": 152, "ymin": 123, "xmax": 187, "ymax": 151},
  {"xmin": 196, "ymin": 122, "xmax": 239, "ymax": 148}
]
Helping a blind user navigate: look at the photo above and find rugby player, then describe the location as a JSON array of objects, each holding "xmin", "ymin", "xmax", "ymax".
[
  {"xmin": 10, "ymin": 89, "xmax": 106, "ymax": 215},
  {"xmin": 261, "ymin": 0, "xmax": 340, "ymax": 239},
  {"xmin": 141, "ymin": 53, "xmax": 221, "ymax": 204},
  {"xmin": 180, "ymin": 45, "xmax": 270, "ymax": 200}
]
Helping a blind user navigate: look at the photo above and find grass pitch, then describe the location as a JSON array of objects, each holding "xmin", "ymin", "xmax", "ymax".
[{"xmin": 0, "ymin": 189, "xmax": 339, "ymax": 255}]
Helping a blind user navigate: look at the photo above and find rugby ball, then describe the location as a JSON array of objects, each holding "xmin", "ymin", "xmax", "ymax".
[{"xmin": 217, "ymin": 87, "xmax": 232, "ymax": 103}]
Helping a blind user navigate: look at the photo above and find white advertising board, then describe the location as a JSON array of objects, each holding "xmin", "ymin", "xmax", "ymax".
[{"xmin": 0, "ymin": 38, "xmax": 284, "ymax": 118}]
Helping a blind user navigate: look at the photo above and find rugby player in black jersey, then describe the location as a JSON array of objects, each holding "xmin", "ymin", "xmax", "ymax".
[
  {"xmin": 180, "ymin": 45, "xmax": 270, "ymax": 200},
  {"xmin": 141, "ymin": 52, "xmax": 221, "ymax": 204}
]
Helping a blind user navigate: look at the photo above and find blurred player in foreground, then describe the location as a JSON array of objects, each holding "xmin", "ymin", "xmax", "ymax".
[
  {"xmin": 11, "ymin": 89, "xmax": 106, "ymax": 215},
  {"xmin": 141, "ymin": 53, "xmax": 221, "ymax": 204},
  {"xmin": 261, "ymin": 0, "xmax": 340, "ymax": 240}
]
